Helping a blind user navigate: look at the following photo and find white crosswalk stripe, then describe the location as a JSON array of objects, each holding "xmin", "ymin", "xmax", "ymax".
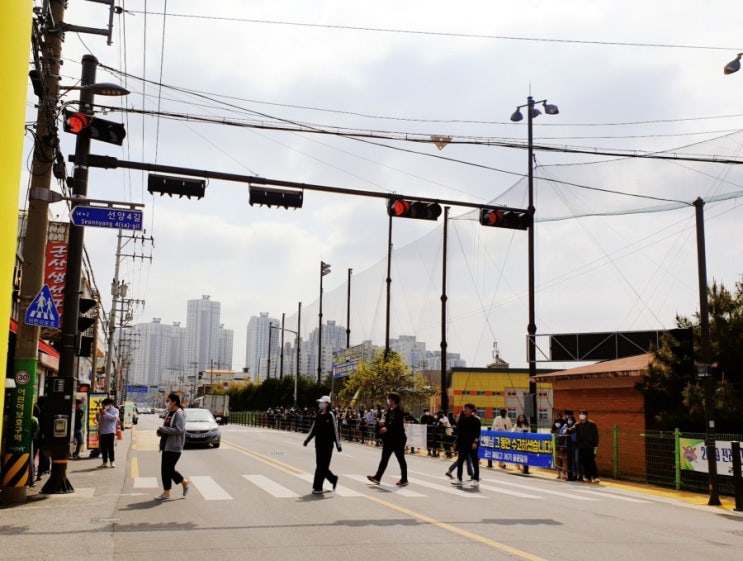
[
  {"xmin": 133, "ymin": 477, "xmax": 158, "ymax": 488},
  {"xmin": 407, "ymin": 477, "xmax": 487, "ymax": 498},
  {"xmin": 494, "ymin": 479, "xmax": 597, "ymax": 501},
  {"xmin": 191, "ymin": 475, "xmax": 232, "ymax": 500},
  {"xmin": 343, "ymin": 474, "xmax": 426, "ymax": 497},
  {"xmin": 574, "ymin": 488, "xmax": 652, "ymax": 503},
  {"xmin": 294, "ymin": 473, "xmax": 364, "ymax": 497},
  {"xmin": 243, "ymin": 474, "xmax": 299, "ymax": 498}
]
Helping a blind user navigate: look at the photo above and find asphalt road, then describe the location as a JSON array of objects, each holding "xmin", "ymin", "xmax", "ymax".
[{"xmin": 3, "ymin": 414, "xmax": 742, "ymax": 561}]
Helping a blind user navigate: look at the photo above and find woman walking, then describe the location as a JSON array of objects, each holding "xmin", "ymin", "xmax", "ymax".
[
  {"xmin": 155, "ymin": 393, "xmax": 189, "ymax": 500},
  {"xmin": 303, "ymin": 395, "xmax": 342, "ymax": 494}
]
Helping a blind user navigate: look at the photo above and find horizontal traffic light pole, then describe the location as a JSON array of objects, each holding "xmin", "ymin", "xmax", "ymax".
[{"xmin": 77, "ymin": 154, "xmax": 529, "ymax": 217}]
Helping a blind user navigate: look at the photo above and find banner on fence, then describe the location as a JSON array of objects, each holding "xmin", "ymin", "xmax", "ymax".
[
  {"xmin": 405, "ymin": 424, "xmax": 427, "ymax": 450},
  {"xmin": 679, "ymin": 438, "xmax": 743, "ymax": 475},
  {"xmin": 478, "ymin": 430, "xmax": 554, "ymax": 468}
]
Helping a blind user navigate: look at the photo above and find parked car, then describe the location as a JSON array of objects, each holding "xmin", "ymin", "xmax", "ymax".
[{"xmin": 183, "ymin": 408, "xmax": 221, "ymax": 448}]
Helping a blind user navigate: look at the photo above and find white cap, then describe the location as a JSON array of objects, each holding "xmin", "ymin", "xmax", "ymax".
[{"xmin": 317, "ymin": 395, "xmax": 331, "ymax": 404}]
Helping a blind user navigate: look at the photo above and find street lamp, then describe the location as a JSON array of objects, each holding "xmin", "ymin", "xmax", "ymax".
[
  {"xmin": 270, "ymin": 324, "xmax": 300, "ymax": 407},
  {"xmin": 723, "ymin": 53, "xmax": 743, "ymax": 75},
  {"xmin": 318, "ymin": 261, "xmax": 331, "ymax": 383},
  {"xmin": 510, "ymin": 95, "xmax": 559, "ymax": 430}
]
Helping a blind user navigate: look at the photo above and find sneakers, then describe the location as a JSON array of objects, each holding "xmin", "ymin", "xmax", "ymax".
[
  {"xmin": 109, "ymin": 462, "xmax": 115, "ymax": 468},
  {"xmin": 311, "ymin": 489, "xmax": 324, "ymax": 495},
  {"xmin": 97, "ymin": 463, "xmax": 108, "ymax": 469},
  {"xmin": 366, "ymin": 475, "xmax": 380, "ymax": 484},
  {"xmin": 154, "ymin": 494, "xmax": 169, "ymax": 501},
  {"xmin": 332, "ymin": 476, "xmax": 339, "ymax": 491},
  {"xmin": 451, "ymin": 479, "xmax": 463, "ymax": 486},
  {"xmin": 470, "ymin": 480, "xmax": 480, "ymax": 488},
  {"xmin": 182, "ymin": 480, "xmax": 190, "ymax": 497},
  {"xmin": 396, "ymin": 480, "xmax": 408, "ymax": 487},
  {"xmin": 592, "ymin": 478, "xmax": 601, "ymax": 484},
  {"xmin": 445, "ymin": 471, "xmax": 453, "ymax": 478}
]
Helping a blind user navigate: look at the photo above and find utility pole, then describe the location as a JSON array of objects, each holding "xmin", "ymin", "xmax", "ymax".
[{"xmin": 2, "ymin": 0, "xmax": 66, "ymax": 505}]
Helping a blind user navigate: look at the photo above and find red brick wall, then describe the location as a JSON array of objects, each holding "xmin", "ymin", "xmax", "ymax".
[{"xmin": 553, "ymin": 376, "xmax": 647, "ymax": 480}]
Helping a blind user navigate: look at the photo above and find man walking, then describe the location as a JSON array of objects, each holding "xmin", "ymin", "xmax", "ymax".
[
  {"xmin": 451, "ymin": 403, "xmax": 481, "ymax": 488},
  {"xmin": 492, "ymin": 408, "xmax": 512, "ymax": 468},
  {"xmin": 367, "ymin": 392, "xmax": 408, "ymax": 486}
]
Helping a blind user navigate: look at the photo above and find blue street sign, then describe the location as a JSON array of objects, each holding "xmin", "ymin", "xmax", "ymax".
[
  {"xmin": 71, "ymin": 206, "xmax": 143, "ymax": 230},
  {"xmin": 126, "ymin": 385, "xmax": 148, "ymax": 393},
  {"xmin": 25, "ymin": 284, "xmax": 60, "ymax": 328}
]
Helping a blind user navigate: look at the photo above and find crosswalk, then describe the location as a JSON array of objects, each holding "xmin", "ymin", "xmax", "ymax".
[{"xmin": 129, "ymin": 471, "xmax": 653, "ymax": 504}]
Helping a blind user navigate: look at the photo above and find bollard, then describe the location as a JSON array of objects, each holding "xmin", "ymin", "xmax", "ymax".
[{"xmin": 732, "ymin": 441, "xmax": 743, "ymax": 512}]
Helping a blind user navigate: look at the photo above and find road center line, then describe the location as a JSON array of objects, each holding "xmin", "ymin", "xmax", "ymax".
[{"xmin": 363, "ymin": 493, "xmax": 550, "ymax": 561}]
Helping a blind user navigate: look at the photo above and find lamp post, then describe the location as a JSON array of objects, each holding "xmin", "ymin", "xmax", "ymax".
[
  {"xmin": 271, "ymin": 324, "xmax": 300, "ymax": 407},
  {"xmin": 693, "ymin": 198, "xmax": 721, "ymax": 506},
  {"xmin": 318, "ymin": 261, "xmax": 331, "ymax": 383},
  {"xmin": 43, "ymin": 54, "xmax": 129, "ymax": 494},
  {"xmin": 510, "ymin": 96, "xmax": 559, "ymax": 430}
]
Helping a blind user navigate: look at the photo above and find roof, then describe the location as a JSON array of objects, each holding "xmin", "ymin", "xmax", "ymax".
[{"xmin": 532, "ymin": 353, "xmax": 653, "ymax": 381}]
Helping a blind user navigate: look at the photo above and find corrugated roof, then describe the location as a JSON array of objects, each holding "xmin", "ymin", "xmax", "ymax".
[{"xmin": 533, "ymin": 352, "xmax": 653, "ymax": 380}]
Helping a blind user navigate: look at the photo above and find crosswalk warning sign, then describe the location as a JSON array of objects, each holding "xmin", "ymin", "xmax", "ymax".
[{"xmin": 25, "ymin": 284, "xmax": 60, "ymax": 328}]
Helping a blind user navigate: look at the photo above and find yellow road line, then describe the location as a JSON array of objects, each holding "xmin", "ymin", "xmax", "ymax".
[
  {"xmin": 222, "ymin": 440, "xmax": 304, "ymax": 476},
  {"xmin": 364, "ymin": 493, "xmax": 549, "ymax": 561}
]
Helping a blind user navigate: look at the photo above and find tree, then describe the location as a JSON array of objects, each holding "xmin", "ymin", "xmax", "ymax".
[
  {"xmin": 638, "ymin": 279, "xmax": 743, "ymax": 431},
  {"xmin": 341, "ymin": 350, "xmax": 433, "ymax": 412}
]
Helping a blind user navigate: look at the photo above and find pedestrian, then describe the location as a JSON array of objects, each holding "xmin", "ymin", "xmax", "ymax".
[
  {"xmin": 572, "ymin": 409, "xmax": 600, "ymax": 483},
  {"xmin": 492, "ymin": 408, "xmax": 512, "ymax": 469},
  {"xmin": 155, "ymin": 393, "xmax": 190, "ymax": 500},
  {"xmin": 303, "ymin": 395, "xmax": 342, "ymax": 494},
  {"xmin": 450, "ymin": 403, "xmax": 481, "ymax": 488},
  {"xmin": 72, "ymin": 398, "xmax": 84, "ymax": 459},
  {"xmin": 96, "ymin": 398, "xmax": 118, "ymax": 468},
  {"xmin": 367, "ymin": 391, "xmax": 408, "ymax": 487}
]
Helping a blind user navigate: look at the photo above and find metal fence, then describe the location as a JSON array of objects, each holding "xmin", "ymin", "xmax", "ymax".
[{"xmin": 231, "ymin": 412, "xmax": 741, "ymax": 496}]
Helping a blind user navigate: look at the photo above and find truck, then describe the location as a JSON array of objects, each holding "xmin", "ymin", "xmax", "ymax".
[{"xmin": 192, "ymin": 394, "xmax": 230, "ymax": 424}]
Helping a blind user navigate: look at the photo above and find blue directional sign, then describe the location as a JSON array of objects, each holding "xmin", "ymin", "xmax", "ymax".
[
  {"xmin": 25, "ymin": 284, "xmax": 60, "ymax": 328},
  {"xmin": 71, "ymin": 206, "xmax": 143, "ymax": 231}
]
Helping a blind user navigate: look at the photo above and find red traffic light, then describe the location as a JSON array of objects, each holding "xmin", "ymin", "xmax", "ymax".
[
  {"xmin": 77, "ymin": 383, "xmax": 90, "ymax": 393},
  {"xmin": 479, "ymin": 207, "xmax": 531, "ymax": 230},
  {"xmin": 65, "ymin": 112, "xmax": 89, "ymax": 134},
  {"xmin": 387, "ymin": 198, "xmax": 442, "ymax": 221}
]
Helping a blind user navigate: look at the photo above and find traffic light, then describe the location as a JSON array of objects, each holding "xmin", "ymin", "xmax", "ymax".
[
  {"xmin": 77, "ymin": 383, "xmax": 90, "ymax": 393},
  {"xmin": 479, "ymin": 207, "xmax": 531, "ymax": 230},
  {"xmin": 387, "ymin": 197, "xmax": 442, "ymax": 221},
  {"xmin": 148, "ymin": 174, "xmax": 206, "ymax": 199},
  {"xmin": 63, "ymin": 110, "xmax": 126, "ymax": 145},
  {"xmin": 77, "ymin": 298, "xmax": 96, "ymax": 357},
  {"xmin": 249, "ymin": 186, "xmax": 303, "ymax": 209}
]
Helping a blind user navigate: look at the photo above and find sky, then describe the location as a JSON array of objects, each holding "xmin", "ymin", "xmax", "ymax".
[{"xmin": 19, "ymin": 1, "xmax": 743, "ymax": 373}]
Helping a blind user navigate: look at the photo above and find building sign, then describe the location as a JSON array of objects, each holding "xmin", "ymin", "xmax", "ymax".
[
  {"xmin": 478, "ymin": 430, "xmax": 554, "ymax": 468},
  {"xmin": 44, "ymin": 222, "xmax": 69, "ymax": 321},
  {"xmin": 679, "ymin": 438, "xmax": 743, "ymax": 475},
  {"xmin": 87, "ymin": 393, "xmax": 108, "ymax": 450},
  {"xmin": 332, "ymin": 343, "xmax": 372, "ymax": 379}
]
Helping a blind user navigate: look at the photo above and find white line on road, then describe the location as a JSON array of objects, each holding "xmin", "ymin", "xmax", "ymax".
[
  {"xmin": 243, "ymin": 474, "xmax": 299, "ymax": 498},
  {"xmin": 294, "ymin": 473, "xmax": 364, "ymax": 497},
  {"xmin": 191, "ymin": 475, "xmax": 232, "ymax": 500},
  {"xmin": 344, "ymin": 474, "xmax": 427, "ymax": 497}
]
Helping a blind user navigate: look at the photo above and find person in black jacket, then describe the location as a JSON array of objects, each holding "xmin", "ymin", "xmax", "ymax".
[
  {"xmin": 304, "ymin": 395, "xmax": 342, "ymax": 494},
  {"xmin": 451, "ymin": 403, "xmax": 481, "ymax": 488},
  {"xmin": 367, "ymin": 392, "xmax": 408, "ymax": 486}
]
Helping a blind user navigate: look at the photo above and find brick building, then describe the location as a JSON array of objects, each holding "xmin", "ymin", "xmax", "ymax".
[{"xmin": 533, "ymin": 353, "xmax": 653, "ymax": 479}]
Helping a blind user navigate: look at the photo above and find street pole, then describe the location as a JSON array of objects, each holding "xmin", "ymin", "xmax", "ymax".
[
  {"xmin": 526, "ymin": 96, "xmax": 538, "ymax": 430},
  {"xmin": 385, "ymin": 214, "xmax": 393, "ymax": 357},
  {"xmin": 279, "ymin": 313, "xmax": 286, "ymax": 379},
  {"xmin": 440, "ymin": 207, "xmax": 449, "ymax": 414},
  {"xmin": 42, "ymin": 54, "xmax": 99, "ymax": 494},
  {"xmin": 1, "ymin": 0, "xmax": 65, "ymax": 505},
  {"xmin": 267, "ymin": 320, "xmax": 272, "ymax": 380},
  {"xmin": 296, "ymin": 301, "xmax": 302, "ymax": 403},
  {"xmin": 694, "ymin": 197, "xmax": 720, "ymax": 506},
  {"xmin": 105, "ymin": 230, "xmax": 123, "ymax": 393},
  {"xmin": 346, "ymin": 268, "xmax": 352, "ymax": 348}
]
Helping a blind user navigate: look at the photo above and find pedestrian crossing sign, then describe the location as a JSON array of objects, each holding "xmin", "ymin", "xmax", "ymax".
[{"xmin": 25, "ymin": 284, "xmax": 60, "ymax": 328}]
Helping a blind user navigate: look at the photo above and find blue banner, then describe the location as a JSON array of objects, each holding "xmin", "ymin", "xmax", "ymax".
[{"xmin": 478, "ymin": 430, "xmax": 554, "ymax": 468}]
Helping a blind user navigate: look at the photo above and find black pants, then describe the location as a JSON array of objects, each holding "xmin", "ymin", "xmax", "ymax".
[
  {"xmin": 312, "ymin": 444, "xmax": 336, "ymax": 491},
  {"xmin": 374, "ymin": 438, "xmax": 407, "ymax": 482},
  {"xmin": 100, "ymin": 433, "xmax": 115, "ymax": 463},
  {"xmin": 457, "ymin": 446, "xmax": 480, "ymax": 481},
  {"xmin": 578, "ymin": 447, "xmax": 598, "ymax": 480},
  {"xmin": 161, "ymin": 451, "xmax": 184, "ymax": 491}
]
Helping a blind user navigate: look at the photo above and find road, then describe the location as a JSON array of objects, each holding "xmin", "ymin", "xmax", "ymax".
[{"xmin": 3, "ymin": 414, "xmax": 742, "ymax": 561}]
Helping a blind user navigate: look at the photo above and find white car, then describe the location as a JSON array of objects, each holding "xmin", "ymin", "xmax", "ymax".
[{"xmin": 183, "ymin": 408, "xmax": 221, "ymax": 448}]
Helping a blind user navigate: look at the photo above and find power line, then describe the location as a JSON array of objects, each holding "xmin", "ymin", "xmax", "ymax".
[{"xmin": 126, "ymin": 10, "xmax": 742, "ymax": 52}]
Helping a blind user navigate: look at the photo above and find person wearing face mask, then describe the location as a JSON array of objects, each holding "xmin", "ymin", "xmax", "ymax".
[
  {"xmin": 367, "ymin": 392, "xmax": 408, "ymax": 486},
  {"xmin": 304, "ymin": 395, "xmax": 342, "ymax": 494},
  {"xmin": 492, "ymin": 408, "xmax": 512, "ymax": 469},
  {"xmin": 572, "ymin": 409, "xmax": 600, "ymax": 483}
]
